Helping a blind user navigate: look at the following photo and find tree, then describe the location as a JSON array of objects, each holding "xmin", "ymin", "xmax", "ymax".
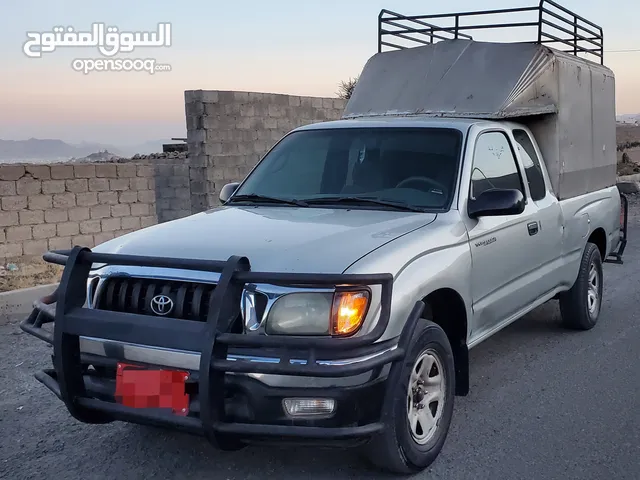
[
  {"xmin": 622, "ymin": 152, "xmax": 630, "ymax": 163},
  {"xmin": 337, "ymin": 76, "xmax": 359, "ymax": 100}
]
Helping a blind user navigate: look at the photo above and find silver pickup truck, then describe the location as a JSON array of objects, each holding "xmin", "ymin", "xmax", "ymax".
[{"xmin": 21, "ymin": 2, "xmax": 629, "ymax": 475}]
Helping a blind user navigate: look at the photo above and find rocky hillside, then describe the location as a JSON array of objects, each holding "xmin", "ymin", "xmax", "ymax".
[{"xmin": 617, "ymin": 123, "xmax": 640, "ymax": 176}]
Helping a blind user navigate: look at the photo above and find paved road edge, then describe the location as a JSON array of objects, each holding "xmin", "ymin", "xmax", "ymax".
[{"xmin": 0, "ymin": 283, "xmax": 58, "ymax": 325}]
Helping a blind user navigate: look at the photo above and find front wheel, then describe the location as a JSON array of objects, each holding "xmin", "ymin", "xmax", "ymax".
[
  {"xmin": 559, "ymin": 242, "xmax": 604, "ymax": 330},
  {"xmin": 363, "ymin": 320, "xmax": 455, "ymax": 474}
]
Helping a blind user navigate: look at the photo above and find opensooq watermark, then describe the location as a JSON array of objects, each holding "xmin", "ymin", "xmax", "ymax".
[{"xmin": 22, "ymin": 23, "xmax": 173, "ymax": 74}]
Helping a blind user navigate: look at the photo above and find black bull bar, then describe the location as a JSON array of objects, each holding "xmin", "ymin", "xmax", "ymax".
[{"xmin": 20, "ymin": 246, "xmax": 424, "ymax": 444}]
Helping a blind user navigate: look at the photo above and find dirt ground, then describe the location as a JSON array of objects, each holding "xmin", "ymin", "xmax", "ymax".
[{"xmin": 0, "ymin": 259, "xmax": 63, "ymax": 293}]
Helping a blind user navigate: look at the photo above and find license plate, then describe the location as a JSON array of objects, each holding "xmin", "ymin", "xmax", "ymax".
[{"xmin": 114, "ymin": 362, "xmax": 190, "ymax": 416}]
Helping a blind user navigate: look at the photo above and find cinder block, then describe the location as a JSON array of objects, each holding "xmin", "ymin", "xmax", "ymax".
[
  {"xmin": 0, "ymin": 165, "xmax": 25, "ymax": 181},
  {"xmin": 32, "ymin": 223, "xmax": 57, "ymax": 239},
  {"xmin": 131, "ymin": 203, "xmax": 150, "ymax": 216},
  {"xmin": 0, "ymin": 211, "xmax": 19, "ymax": 227},
  {"xmin": 65, "ymin": 178, "xmax": 88, "ymax": 193},
  {"xmin": 97, "ymin": 191, "xmax": 119, "ymax": 205},
  {"xmin": 0, "ymin": 243, "xmax": 23, "ymax": 258},
  {"xmin": 156, "ymin": 164, "xmax": 173, "ymax": 177},
  {"xmin": 25, "ymin": 165, "xmax": 51, "ymax": 179},
  {"xmin": 0, "ymin": 181, "xmax": 16, "ymax": 196},
  {"xmin": 19, "ymin": 210, "xmax": 44, "ymax": 225},
  {"xmin": 96, "ymin": 164, "xmax": 117, "ymax": 178},
  {"xmin": 119, "ymin": 191, "xmax": 138, "ymax": 203},
  {"xmin": 121, "ymin": 216, "xmax": 141, "ymax": 230},
  {"xmin": 74, "ymin": 164, "xmax": 96, "ymax": 178},
  {"xmin": 111, "ymin": 204, "xmax": 131, "ymax": 217},
  {"xmin": 186, "ymin": 101, "xmax": 205, "ymax": 117},
  {"xmin": 117, "ymin": 164, "xmax": 137, "ymax": 178},
  {"xmin": 138, "ymin": 190, "xmax": 155, "ymax": 203},
  {"xmin": 89, "ymin": 178, "xmax": 110, "ymax": 192},
  {"xmin": 76, "ymin": 192, "xmax": 99, "ymax": 207},
  {"xmin": 2, "ymin": 196, "xmax": 28, "ymax": 211},
  {"xmin": 201, "ymin": 91, "xmax": 219, "ymax": 103},
  {"xmin": 44, "ymin": 209, "xmax": 68, "ymax": 223},
  {"xmin": 137, "ymin": 165, "xmax": 154, "ymax": 177},
  {"xmin": 50, "ymin": 165, "xmax": 74, "ymax": 180},
  {"xmin": 57, "ymin": 221, "xmax": 80, "ymax": 237},
  {"xmin": 23, "ymin": 239, "xmax": 49, "ymax": 256},
  {"xmin": 140, "ymin": 216, "xmax": 157, "ymax": 228},
  {"xmin": 268, "ymin": 105, "xmax": 284, "ymax": 118},
  {"xmin": 311, "ymin": 98, "xmax": 323, "ymax": 108},
  {"xmin": 289, "ymin": 96, "xmax": 302, "ymax": 107},
  {"xmin": 49, "ymin": 236, "xmax": 72, "ymax": 250},
  {"xmin": 168, "ymin": 176, "xmax": 189, "ymax": 188},
  {"xmin": 53, "ymin": 193, "xmax": 76, "ymax": 209},
  {"xmin": 109, "ymin": 179, "xmax": 130, "ymax": 191},
  {"xmin": 90, "ymin": 204, "xmax": 111, "ymax": 219},
  {"xmin": 204, "ymin": 143, "xmax": 224, "ymax": 156},
  {"xmin": 129, "ymin": 177, "xmax": 148, "ymax": 191},
  {"xmin": 16, "ymin": 177, "xmax": 42, "ymax": 195},
  {"xmin": 72, "ymin": 235, "xmax": 95, "ymax": 247},
  {"xmin": 176, "ymin": 187, "xmax": 192, "ymax": 199},
  {"xmin": 68, "ymin": 207, "xmax": 90, "ymax": 222},
  {"xmin": 28, "ymin": 195, "xmax": 53, "ymax": 210},
  {"xmin": 80, "ymin": 219, "xmax": 102, "ymax": 234},
  {"xmin": 101, "ymin": 217, "xmax": 121, "ymax": 232},
  {"xmin": 93, "ymin": 232, "xmax": 115, "ymax": 245},
  {"xmin": 7, "ymin": 225, "xmax": 32, "ymax": 242},
  {"xmin": 42, "ymin": 180, "xmax": 66, "ymax": 194},
  {"xmin": 184, "ymin": 89, "xmax": 202, "ymax": 103}
]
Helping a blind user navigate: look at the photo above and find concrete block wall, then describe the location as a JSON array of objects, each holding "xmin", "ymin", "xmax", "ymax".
[
  {"xmin": 0, "ymin": 162, "xmax": 158, "ymax": 260},
  {"xmin": 185, "ymin": 90, "xmax": 346, "ymax": 211},
  {"xmin": 1, "ymin": 89, "xmax": 347, "ymax": 262}
]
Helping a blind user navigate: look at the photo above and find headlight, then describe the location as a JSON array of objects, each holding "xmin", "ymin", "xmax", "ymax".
[{"xmin": 265, "ymin": 289, "xmax": 370, "ymax": 337}]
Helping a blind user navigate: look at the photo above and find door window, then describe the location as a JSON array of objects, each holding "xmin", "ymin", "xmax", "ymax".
[{"xmin": 470, "ymin": 131, "xmax": 524, "ymax": 200}]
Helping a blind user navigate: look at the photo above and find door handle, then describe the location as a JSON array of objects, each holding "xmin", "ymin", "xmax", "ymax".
[{"xmin": 527, "ymin": 222, "xmax": 539, "ymax": 236}]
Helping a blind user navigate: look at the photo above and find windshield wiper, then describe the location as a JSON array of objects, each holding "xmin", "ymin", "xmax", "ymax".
[
  {"xmin": 227, "ymin": 194, "xmax": 309, "ymax": 207},
  {"xmin": 302, "ymin": 196, "xmax": 427, "ymax": 212}
]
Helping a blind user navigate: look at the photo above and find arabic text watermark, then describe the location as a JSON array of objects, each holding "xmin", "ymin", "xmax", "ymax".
[{"xmin": 23, "ymin": 23, "xmax": 172, "ymax": 58}]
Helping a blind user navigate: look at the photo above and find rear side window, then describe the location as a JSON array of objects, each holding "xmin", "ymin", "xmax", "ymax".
[{"xmin": 513, "ymin": 129, "xmax": 546, "ymax": 201}]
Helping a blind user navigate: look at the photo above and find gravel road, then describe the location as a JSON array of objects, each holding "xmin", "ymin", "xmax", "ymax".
[{"xmin": 1, "ymin": 198, "xmax": 639, "ymax": 480}]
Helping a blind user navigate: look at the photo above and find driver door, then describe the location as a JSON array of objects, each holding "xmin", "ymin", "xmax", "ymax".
[{"xmin": 465, "ymin": 130, "xmax": 540, "ymax": 340}]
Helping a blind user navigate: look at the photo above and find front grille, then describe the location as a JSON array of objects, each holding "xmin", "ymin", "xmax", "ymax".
[{"xmin": 95, "ymin": 277, "xmax": 217, "ymax": 322}]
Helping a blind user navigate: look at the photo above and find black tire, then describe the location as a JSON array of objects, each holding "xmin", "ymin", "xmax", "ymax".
[
  {"xmin": 559, "ymin": 242, "xmax": 603, "ymax": 330},
  {"xmin": 363, "ymin": 319, "xmax": 455, "ymax": 474}
]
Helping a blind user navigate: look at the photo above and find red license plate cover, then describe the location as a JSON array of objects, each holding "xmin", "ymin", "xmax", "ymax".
[{"xmin": 114, "ymin": 362, "xmax": 190, "ymax": 416}]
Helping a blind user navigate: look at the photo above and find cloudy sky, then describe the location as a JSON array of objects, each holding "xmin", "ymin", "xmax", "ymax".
[{"xmin": 1, "ymin": 0, "xmax": 639, "ymax": 145}]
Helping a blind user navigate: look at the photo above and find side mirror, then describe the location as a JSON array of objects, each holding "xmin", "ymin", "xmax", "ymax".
[
  {"xmin": 219, "ymin": 182, "xmax": 240, "ymax": 204},
  {"xmin": 468, "ymin": 189, "xmax": 525, "ymax": 218}
]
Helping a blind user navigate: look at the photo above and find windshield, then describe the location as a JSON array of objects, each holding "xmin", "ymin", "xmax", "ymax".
[{"xmin": 233, "ymin": 127, "xmax": 463, "ymax": 211}]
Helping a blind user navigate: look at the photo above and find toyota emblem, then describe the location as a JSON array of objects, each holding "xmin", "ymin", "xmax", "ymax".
[{"xmin": 150, "ymin": 294, "xmax": 174, "ymax": 316}]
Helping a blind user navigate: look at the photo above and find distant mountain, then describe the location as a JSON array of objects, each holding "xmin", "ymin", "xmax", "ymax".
[
  {"xmin": 0, "ymin": 138, "xmax": 123, "ymax": 162},
  {"xmin": 0, "ymin": 137, "xmax": 175, "ymax": 163}
]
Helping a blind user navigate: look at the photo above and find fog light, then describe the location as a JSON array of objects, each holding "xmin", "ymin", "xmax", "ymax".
[{"xmin": 282, "ymin": 398, "xmax": 336, "ymax": 417}]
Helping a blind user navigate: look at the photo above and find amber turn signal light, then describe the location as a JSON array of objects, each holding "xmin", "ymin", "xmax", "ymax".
[{"xmin": 331, "ymin": 290, "xmax": 370, "ymax": 336}]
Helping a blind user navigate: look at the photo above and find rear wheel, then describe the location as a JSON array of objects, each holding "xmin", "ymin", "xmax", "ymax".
[
  {"xmin": 363, "ymin": 320, "xmax": 455, "ymax": 474},
  {"xmin": 559, "ymin": 242, "xmax": 603, "ymax": 330}
]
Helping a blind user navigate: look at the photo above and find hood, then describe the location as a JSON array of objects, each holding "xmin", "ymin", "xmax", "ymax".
[{"xmin": 93, "ymin": 205, "xmax": 437, "ymax": 273}]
